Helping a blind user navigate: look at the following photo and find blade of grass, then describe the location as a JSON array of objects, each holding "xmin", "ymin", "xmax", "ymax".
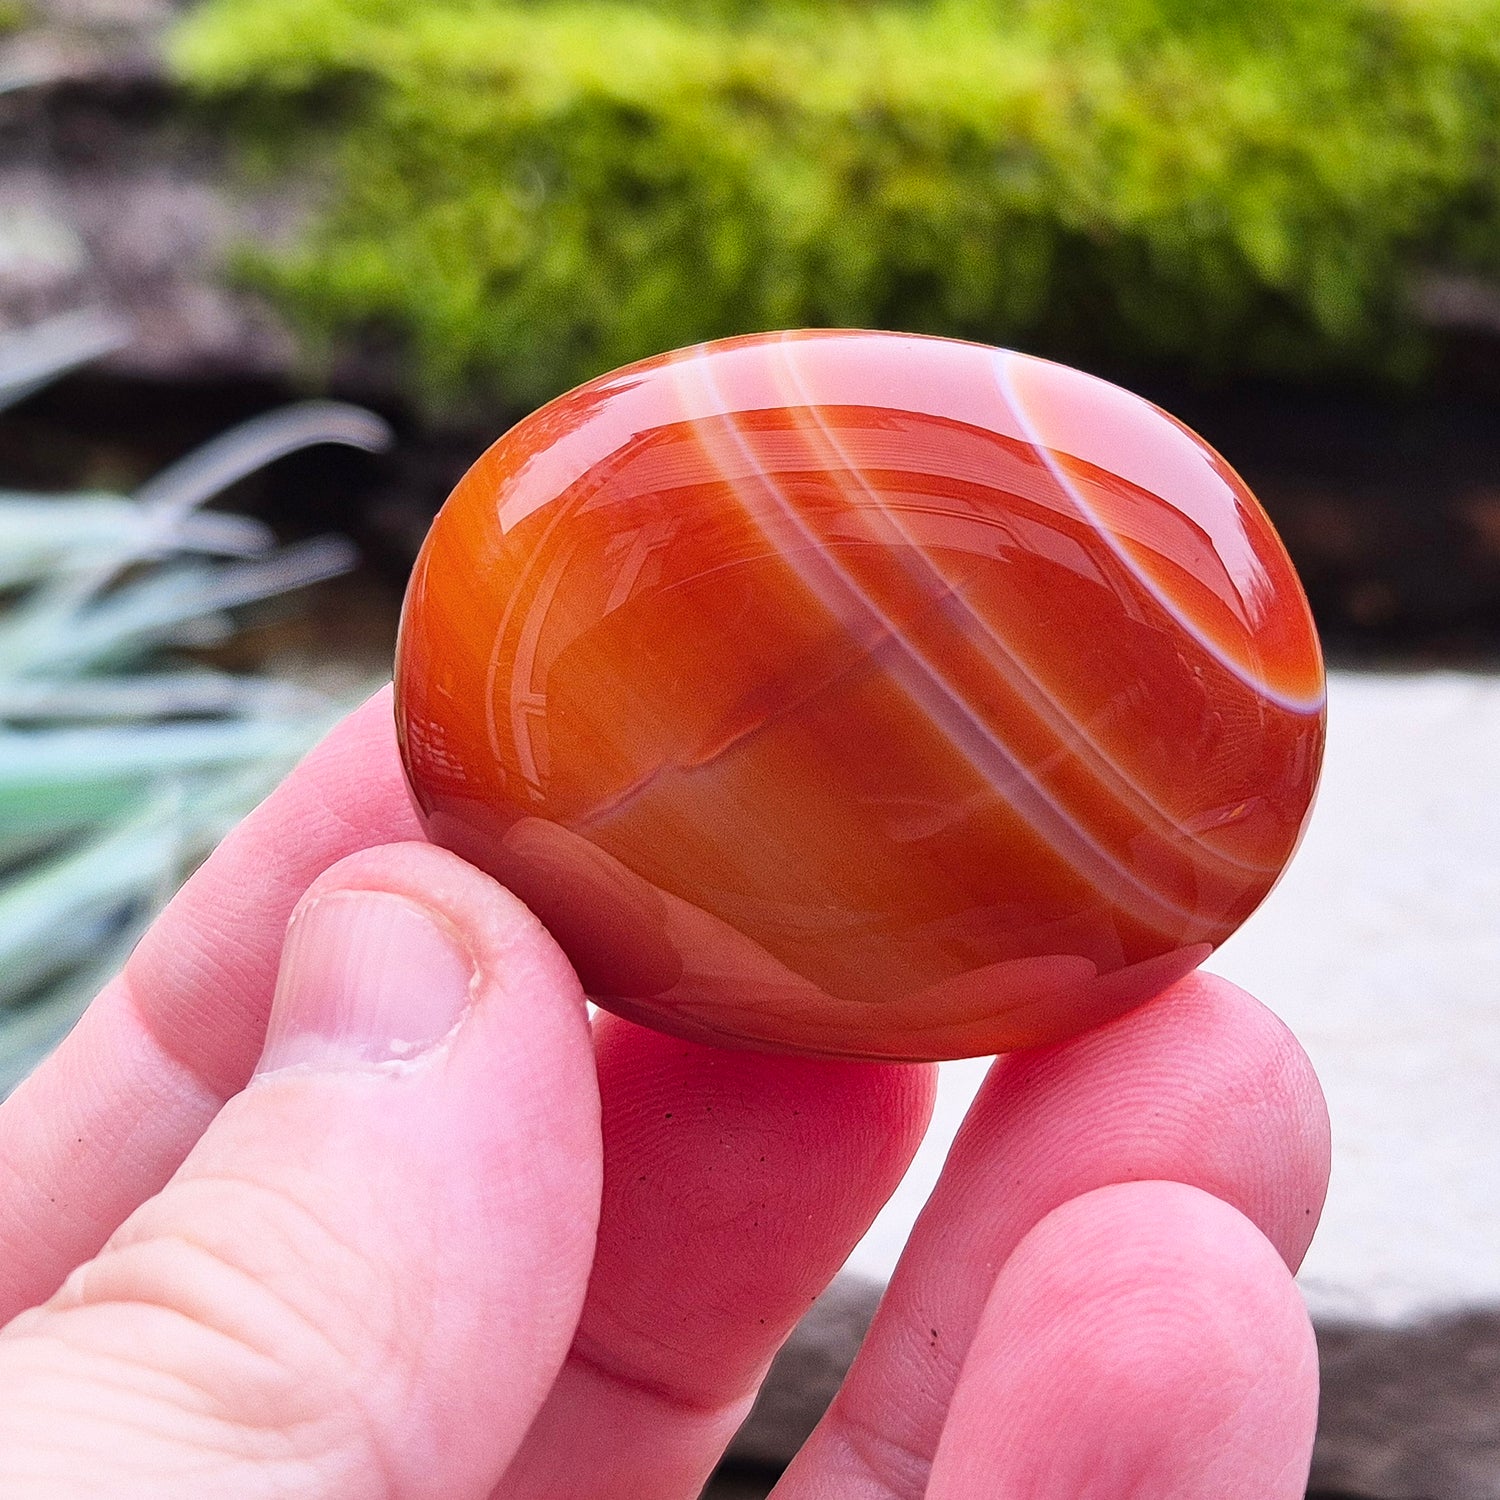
[
  {"xmin": 0, "ymin": 310, "xmax": 132, "ymax": 413},
  {"xmin": 1, "ymin": 536, "xmax": 358, "ymax": 674},
  {"xmin": 132, "ymin": 401, "xmax": 393, "ymax": 519},
  {"xmin": 0, "ymin": 500, "xmax": 273, "ymax": 588},
  {"xmin": 0, "ymin": 671, "xmax": 328, "ymax": 722}
]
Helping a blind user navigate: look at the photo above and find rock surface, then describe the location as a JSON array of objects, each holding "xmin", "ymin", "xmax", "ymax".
[{"xmin": 729, "ymin": 670, "xmax": 1500, "ymax": 1499}]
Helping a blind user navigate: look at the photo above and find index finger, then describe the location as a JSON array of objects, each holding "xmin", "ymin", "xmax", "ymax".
[{"xmin": 0, "ymin": 686, "xmax": 423, "ymax": 1319}]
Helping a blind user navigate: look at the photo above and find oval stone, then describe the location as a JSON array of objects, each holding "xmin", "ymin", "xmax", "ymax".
[{"xmin": 396, "ymin": 330, "xmax": 1325, "ymax": 1060}]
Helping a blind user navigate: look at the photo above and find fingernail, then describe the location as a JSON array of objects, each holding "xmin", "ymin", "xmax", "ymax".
[{"xmin": 257, "ymin": 890, "xmax": 477, "ymax": 1074}]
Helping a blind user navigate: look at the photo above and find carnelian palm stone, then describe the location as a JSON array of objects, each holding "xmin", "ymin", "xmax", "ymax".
[{"xmin": 396, "ymin": 330, "xmax": 1325, "ymax": 1061}]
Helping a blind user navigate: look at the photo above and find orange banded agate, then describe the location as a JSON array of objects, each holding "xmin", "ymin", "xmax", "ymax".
[{"xmin": 395, "ymin": 331, "xmax": 1325, "ymax": 1061}]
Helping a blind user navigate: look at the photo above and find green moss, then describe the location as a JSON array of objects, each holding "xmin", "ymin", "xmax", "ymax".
[{"xmin": 172, "ymin": 0, "xmax": 1500, "ymax": 407}]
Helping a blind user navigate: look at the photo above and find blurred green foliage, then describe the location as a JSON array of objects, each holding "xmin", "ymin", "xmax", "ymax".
[
  {"xmin": 0, "ymin": 313, "xmax": 385, "ymax": 1091},
  {"xmin": 173, "ymin": 0, "xmax": 1500, "ymax": 407}
]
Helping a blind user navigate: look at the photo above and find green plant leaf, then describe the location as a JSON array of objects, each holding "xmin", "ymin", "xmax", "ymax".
[
  {"xmin": 172, "ymin": 0, "xmax": 1500, "ymax": 403},
  {"xmin": 0, "ymin": 319, "xmax": 389, "ymax": 1088}
]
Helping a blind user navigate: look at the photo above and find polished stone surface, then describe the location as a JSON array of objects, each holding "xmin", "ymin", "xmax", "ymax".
[{"xmin": 397, "ymin": 331, "xmax": 1325, "ymax": 1059}]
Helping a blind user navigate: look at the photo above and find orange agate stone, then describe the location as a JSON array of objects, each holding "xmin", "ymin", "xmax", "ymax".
[{"xmin": 395, "ymin": 331, "xmax": 1325, "ymax": 1061}]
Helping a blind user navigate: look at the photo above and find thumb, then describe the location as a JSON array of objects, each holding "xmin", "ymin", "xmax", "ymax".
[{"xmin": 0, "ymin": 844, "xmax": 602, "ymax": 1500}]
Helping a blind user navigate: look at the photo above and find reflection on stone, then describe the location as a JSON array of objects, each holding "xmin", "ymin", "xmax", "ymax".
[{"xmin": 397, "ymin": 331, "xmax": 1324, "ymax": 1059}]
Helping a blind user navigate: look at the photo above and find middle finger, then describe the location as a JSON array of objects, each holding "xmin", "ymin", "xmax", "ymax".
[
  {"xmin": 775, "ymin": 971, "xmax": 1330, "ymax": 1499},
  {"xmin": 495, "ymin": 1013, "xmax": 937, "ymax": 1500}
]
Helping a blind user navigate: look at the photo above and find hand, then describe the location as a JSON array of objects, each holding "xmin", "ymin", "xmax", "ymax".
[{"xmin": 0, "ymin": 689, "xmax": 1329, "ymax": 1499}]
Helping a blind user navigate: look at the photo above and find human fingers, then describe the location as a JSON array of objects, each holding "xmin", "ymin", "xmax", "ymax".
[
  {"xmin": 777, "ymin": 973, "xmax": 1329, "ymax": 1499},
  {"xmin": 497, "ymin": 1016, "xmax": 936, "ymax": 1500},
  {"xmin": 0, "ymin": 686, "xmax": 423, "ymax": 1319},
  {"xmin": 925, "ymin": 1183, "xmax": 1318, "ymax": 1500},
  {"xmin": 0, "ymin": 842, "xmax": 601, "ymax": 1500}
]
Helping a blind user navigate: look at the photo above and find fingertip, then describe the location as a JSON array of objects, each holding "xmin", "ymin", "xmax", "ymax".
[
  {"xmin": 1160, "ymin": 972, "xmax": 1332, "ymax": 1264},
  {"xmin": 590, "ymin": 1013, "xmax": 937, "ymax": 1251},
  {"xmin": 496, "ymin": 1021, "xmax": 936, "ymax": 1498},
  {"xmin": 273, "ymin": 844, "xmax": 601, "ymax": 1196},
  {"xmin": 294, "ymin": 841, "xmax": 591, "ymax": 1020},
  {"xmin": 977, "ymin": 968, "xmax": 1331, "ymax": 1269},
  {"xmin": 930, "ymin": 1181, "xmax": 1318, "ymax": 1500},
  {"xmin": 991, "ymin": 1179, "xmax": 1310, "ymax": 1339},
  {"xmin": 557, "ymin": 1016, "xmax": 936, "ymax": 1418}
]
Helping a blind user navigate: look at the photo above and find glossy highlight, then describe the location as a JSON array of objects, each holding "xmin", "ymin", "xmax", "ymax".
[{"xmin": 397, "ymin": 331, "xmax": 1325, "ymax": 1060}]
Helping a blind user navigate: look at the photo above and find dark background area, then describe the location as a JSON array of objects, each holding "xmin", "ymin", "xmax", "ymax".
[{"xmin": 8, "ymin": 356, "xmax": 1500, "ymax": 669}]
